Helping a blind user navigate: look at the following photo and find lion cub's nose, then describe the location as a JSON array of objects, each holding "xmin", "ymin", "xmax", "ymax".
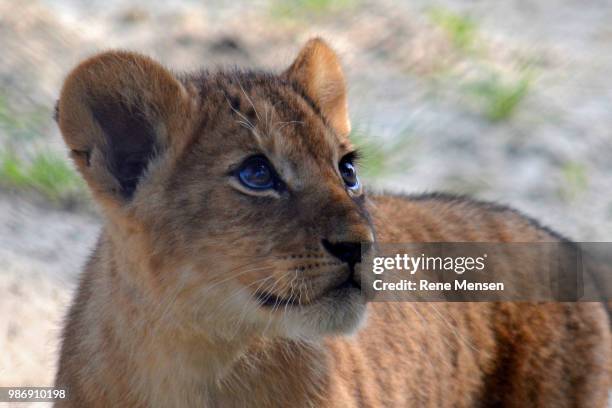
[{"xmin": 322, "ymin": 240, "xmax": 370, "ymax": 267}]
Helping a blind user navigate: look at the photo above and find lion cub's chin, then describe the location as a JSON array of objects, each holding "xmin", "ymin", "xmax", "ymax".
[{"xmin": 280, "ymin": 288, "xmax": 368, "ymax": 339}]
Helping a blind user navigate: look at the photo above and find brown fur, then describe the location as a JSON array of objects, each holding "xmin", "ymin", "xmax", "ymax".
[{"xmin": 54, "ymin": 39, "xmax": 610, "ymax": 407}]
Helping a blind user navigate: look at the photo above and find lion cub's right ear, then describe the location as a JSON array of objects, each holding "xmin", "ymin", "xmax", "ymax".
[{"xmin": 56, "ymin": 51, "xmax": 192, "ymax": 208}]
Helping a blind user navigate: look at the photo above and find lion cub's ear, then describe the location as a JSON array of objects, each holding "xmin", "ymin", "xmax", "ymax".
[
  {"xmin": 56, "ymin": 51, "xmax": 191, "ymax": 208},
  {"xmin": 284, "ymin": 38, "xmax": 351, "ymax": 137}
]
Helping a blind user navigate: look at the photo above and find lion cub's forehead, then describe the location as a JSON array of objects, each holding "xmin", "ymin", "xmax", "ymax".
[{"xmin": 189, "ymin": 71, "xmax": 347, "ymax": 164}]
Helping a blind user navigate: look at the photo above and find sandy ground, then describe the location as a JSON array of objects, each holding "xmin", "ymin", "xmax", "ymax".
[
  {"xmin": 0, "ymin": 195, "xmax": 99, "ymax": 386},
  {"xmin": 0, "ymin": 0, "xmax": 611, "ymax": 405}
]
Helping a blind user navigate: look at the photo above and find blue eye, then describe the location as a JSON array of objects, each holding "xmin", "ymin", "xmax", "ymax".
[
  {"xmin": 339, "ymin": 158, "xmax": 359, "ymax": 190},
  {"xmin": 237, "ymin": 156, "xmax": 277, "ymax": 190}
]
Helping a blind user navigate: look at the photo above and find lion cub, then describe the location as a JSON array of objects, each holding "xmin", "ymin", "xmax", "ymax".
[{"xmin": 54, "ymin": 39, "xmax": 610, "ymax": 407}]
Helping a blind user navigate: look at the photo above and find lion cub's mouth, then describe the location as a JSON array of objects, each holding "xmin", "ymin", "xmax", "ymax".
[{"xmin": 255, "ymin": 276, "xmax": 361, "ymax": 308}]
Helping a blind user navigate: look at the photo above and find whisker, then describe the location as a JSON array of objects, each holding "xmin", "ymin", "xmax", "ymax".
[
  {"xmin": 193, "ymin": 264, "xmax": 274, "ymax": 317},
  {"xmin": 273, "ymin": 120, "xmax": 304, "ymax": 134},
  {"xmin": 225, "ymin": 96, "xmax": 255, "ymax": 129},
  {"xmin": 261, "ymin": 275, "xmax": 286, "ymax": 337},
  {"xmin": 403, "ymin": 303, "xmax": 448, "ymax": 372},
  {"xmin": 227, "ymin": 274, "xmax": 278, "ymax": 335},
  {"xmin": 237, "ymin": 80, "xmax": 262, "ymax": 124},
  {"xmin": 236, "ymin": 119, "xmax": 254, "ymax": 131},
  {"xmin": 429, "ymin": 303, "xmax": 480, "ymax": 353}
]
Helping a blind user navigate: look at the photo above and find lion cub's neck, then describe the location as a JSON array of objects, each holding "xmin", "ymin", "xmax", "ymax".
[{"xmin": 59, "ymin": 228, "xmax": 327, "ymax": 407}]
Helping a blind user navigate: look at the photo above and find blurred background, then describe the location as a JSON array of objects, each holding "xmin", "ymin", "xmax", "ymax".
[{"xmin": 1, "ymin": 0, "xmax": 611, "ymax": 395}]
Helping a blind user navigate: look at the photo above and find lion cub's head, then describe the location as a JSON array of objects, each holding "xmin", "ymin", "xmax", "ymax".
[{"xmin": 56, "ymin": 39, "xmax": 374, "ymax": 339}]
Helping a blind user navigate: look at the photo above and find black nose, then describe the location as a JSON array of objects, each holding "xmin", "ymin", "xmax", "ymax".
[{"xmin": 322, "ymin": 239, "xmax": 369, "ymax": 267}]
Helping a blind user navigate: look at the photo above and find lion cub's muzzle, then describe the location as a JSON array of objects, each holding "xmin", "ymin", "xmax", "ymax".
[{"xmin": 255, "ymin": 236, "xmax": 374, "ymax": 309}]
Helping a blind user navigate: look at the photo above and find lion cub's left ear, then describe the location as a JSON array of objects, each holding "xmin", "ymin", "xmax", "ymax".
[{"xmin": 283, "ymin": 38, "xmax": 351, "ymax": 137}]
